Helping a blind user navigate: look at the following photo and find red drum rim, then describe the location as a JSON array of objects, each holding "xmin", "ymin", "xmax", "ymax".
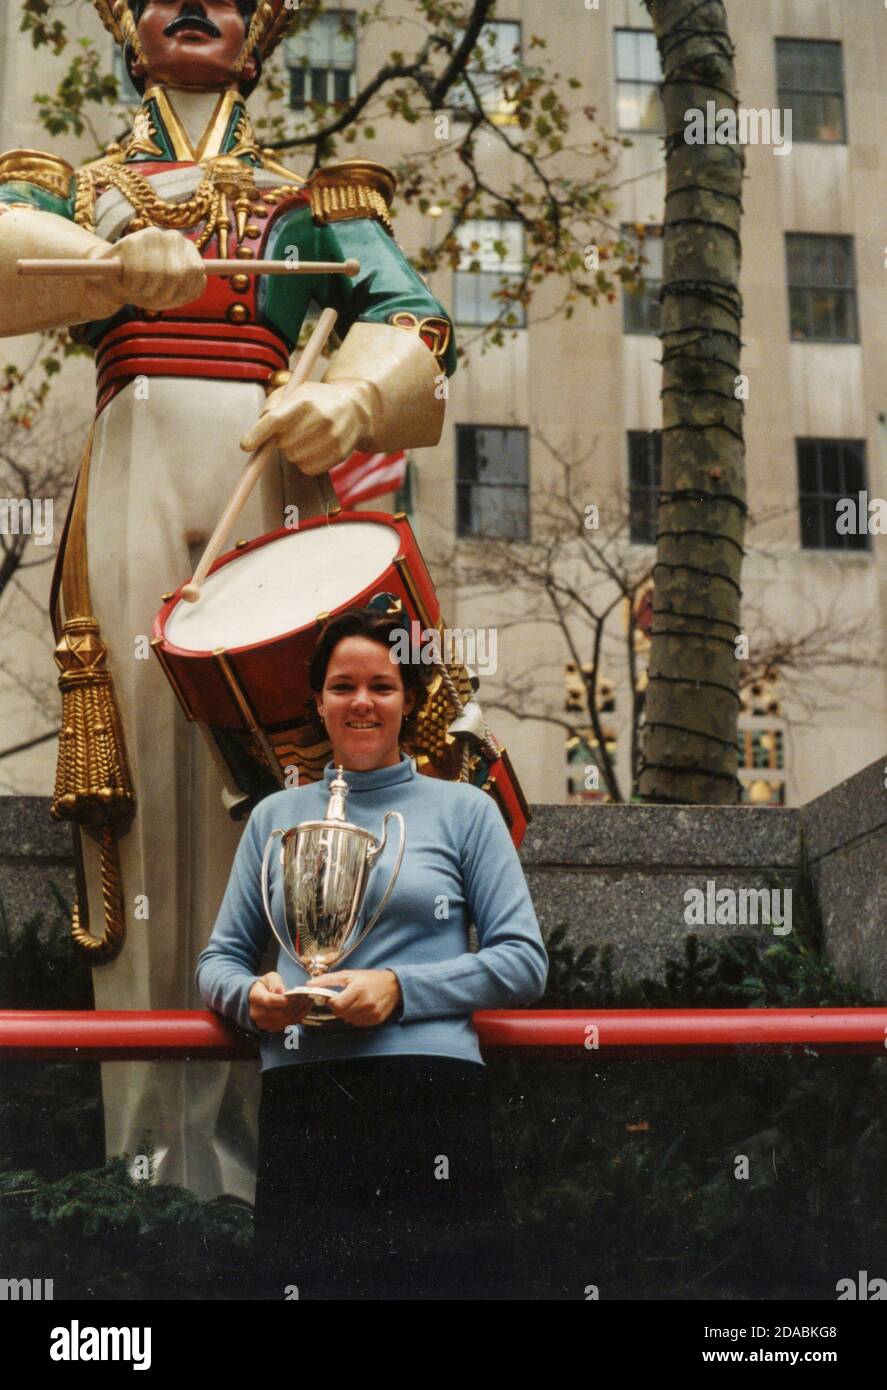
[{"xmin": 152, "ymin": 510, "xmax": 437, "ymax": 660}]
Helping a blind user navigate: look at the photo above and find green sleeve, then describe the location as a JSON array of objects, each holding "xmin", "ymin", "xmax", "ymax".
[
  {"xmin": 262, "ymin": 207, "xmax": 457, "ymax": 377},
  {"xmin": 0, "ymin": 181, "xmax": 74, "ymax": 218}
]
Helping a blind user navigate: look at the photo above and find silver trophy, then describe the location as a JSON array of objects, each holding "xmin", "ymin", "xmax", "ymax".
[{"xmin": 260, "ymin": 767, "xmax": 405, "ymax": 1026}]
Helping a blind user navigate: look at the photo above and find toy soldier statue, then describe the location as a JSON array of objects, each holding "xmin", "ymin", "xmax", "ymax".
[{"xmin": 0, "ymin": 0, "xmax": 455, "ymax": 1200}]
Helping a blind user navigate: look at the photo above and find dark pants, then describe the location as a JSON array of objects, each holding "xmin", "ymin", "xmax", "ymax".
[{"xmin": 252, "ymin": 1055, "xmax": 521, "ymax": 1300}]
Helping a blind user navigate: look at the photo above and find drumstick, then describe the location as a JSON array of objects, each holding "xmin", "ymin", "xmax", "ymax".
[
  {"xmin": 17, "ymin": 258, "xmax": 360, "ymax": 277},
  {"xmin": 179, "ymin": 306, "xmax": 338, "ymax": 604}
]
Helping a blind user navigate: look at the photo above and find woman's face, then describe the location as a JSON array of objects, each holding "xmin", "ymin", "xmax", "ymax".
[{"xmin": 317, "ymin": 636, "xmax": 416, "ymax": 772}]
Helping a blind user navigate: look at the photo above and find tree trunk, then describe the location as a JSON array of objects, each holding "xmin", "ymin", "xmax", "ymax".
[{"xmin": 640, "ymin": 0, "xmax": 746, "ymax": 805}]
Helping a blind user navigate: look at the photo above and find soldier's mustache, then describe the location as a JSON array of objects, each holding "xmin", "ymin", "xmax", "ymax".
[{"xmin": 164, "ymin": 14, "xmax": 222, "ymax": 39}]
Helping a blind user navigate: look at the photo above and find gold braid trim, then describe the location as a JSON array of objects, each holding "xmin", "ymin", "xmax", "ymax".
[
  {"xmin": 73, "ymin": 167, "xmax": 97, "ymax": 234},
  {"xmin": 53, "ymin": 428, "xmax": 134, "ymax": 962},
  {"xmin": 70, "ymin": 826, "xmax": 126, "ymax": 962},
  {"xmin": 309, "ymin": 161, "xmax": 397, "ymax": 237},
  {"xmin": 0, "ymin": 149, "xmax": 74, "ymax": 200},
  {"xmin": 52, "ymin": 618, "xmax": 135, "ymax": 829},
  {"xmin": 89, "ymin": 1, "xmax": 148, "ymax": 64},
  {"xmin": 73, "ymin": 158, "xmax": 258, "ymax": 250}
]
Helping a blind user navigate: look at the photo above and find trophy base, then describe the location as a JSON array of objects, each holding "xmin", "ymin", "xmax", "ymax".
[{"xmin": 284, "ymin": 985, "xmax": 348, "ymax": 1028}]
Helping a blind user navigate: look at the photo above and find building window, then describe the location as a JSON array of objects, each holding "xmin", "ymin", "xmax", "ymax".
[
  {"xmin": 614, "ymin": 29, "xmax": 664, "ymax": 134},
  {"xmin": 456, "ymin": 426, "xmax": 529, "ymax": 540},
  {"xmin": 785, "ymin": 233, "xmax": 857, "ymax": 342},
  {"xmin": 775, "ymin": 38, "xmax": 846, "ymax": 143},
  {"xmin": 797, "ymin": 437, "xmax": 869, "ymax": 552},
  {"xmin": 284, "ymin": 11, "xmax": 357, "ymax": 110},
  {"xmin": 628, "ymin": 431, "xmax": 661, "ymax": 544},
  {"xmin": 394, "ymin": 458, "xmax": 414, "ymax": 515},
  {"xmin": 621, "ymin": 225, "xmax": 663, "ymax": 335},
  {"xmin": 451, "ymin": 20, "xmax": 522, "ymax": 123},
  {"xmin": 112, "ymin": 47, "xmax": 140, "ymax": 105},
  {"xmin": 738, "ymin": 678, "xmax": 786, "ymax": 805},
  {"xmin": 453, "ymin": 220, "xmax": 526, "ymax": 327},
  {"xmin": 566, "ymin": 731, "xmax": 615, "ymax": 804}
]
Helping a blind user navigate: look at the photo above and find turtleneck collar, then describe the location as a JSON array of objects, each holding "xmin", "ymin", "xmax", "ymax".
[{"xmin": 323, "ymin": 753, "xmax": 416, "ymax": 793}]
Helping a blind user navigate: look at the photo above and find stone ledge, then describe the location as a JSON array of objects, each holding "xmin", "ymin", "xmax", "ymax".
[
  {"xmin": 521, "ymin": 803, "xmax": 801, "ymax": 868},
  {"xmin": 800, "ymin": 756, "xmax": 887, "ymax": 863}
]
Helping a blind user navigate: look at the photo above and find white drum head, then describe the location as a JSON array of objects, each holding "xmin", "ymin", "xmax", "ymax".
[{"xmin": 165, "ymin": 521, "xmax": 400, "ymax": 652}]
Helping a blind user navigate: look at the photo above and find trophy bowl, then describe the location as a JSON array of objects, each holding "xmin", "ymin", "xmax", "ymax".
[{"xmin": 261, "ymin": 768, "xmax": 405, "ymax": 1026}]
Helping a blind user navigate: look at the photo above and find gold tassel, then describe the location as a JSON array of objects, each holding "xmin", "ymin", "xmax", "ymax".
[
  {"xmin": 51, "ymin": 424, "xmax": 135, "ymax": 962},
  {"xmin": 51, "ymin": 617, "xmax": 134, "ymax": 830}
]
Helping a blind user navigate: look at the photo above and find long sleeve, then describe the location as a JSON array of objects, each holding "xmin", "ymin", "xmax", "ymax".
[
  {"xmin": 391, "ymin": 792, "xmax": 548, "ymax": 1024},
  {"xmin": 195, "ymin": 809, "xmax": 273, "ymax": 1036},
  {"xmin": 315, "ymin": 217, "xmax": 457, "ymax": 377}
]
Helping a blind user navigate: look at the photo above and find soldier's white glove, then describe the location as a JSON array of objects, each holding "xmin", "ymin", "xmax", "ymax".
[
  {"xmin": 239, "ymin": 378, "xmax": 375, "ymax": 476},
  {"xmin": 85, "ymin": 226, "xmax": 206, "ymax": 313},
  {"xmin": 239, "ymin": 320, "xmax": 445, "ymax": 475}
]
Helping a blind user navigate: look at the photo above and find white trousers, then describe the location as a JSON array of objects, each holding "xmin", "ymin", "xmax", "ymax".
[{"xmin": 72, "ymin": 376, "xmax": 334, "ymax": 1202}]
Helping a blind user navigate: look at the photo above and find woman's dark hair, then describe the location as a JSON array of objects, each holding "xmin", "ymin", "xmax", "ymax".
[{"xmin": 309, "ymin": 606, "xmax": 436, "ymax": 744}]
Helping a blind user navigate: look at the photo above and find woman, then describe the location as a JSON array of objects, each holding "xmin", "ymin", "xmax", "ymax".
[{"xmin": 196, "ymin": 606, "xmax": 548, "ymax": 1300}]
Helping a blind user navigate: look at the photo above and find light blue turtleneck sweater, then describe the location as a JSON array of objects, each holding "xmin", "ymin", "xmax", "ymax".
[{"xmin": 196, "ymin": 753, "xmax": 548, "ymax": 1069}]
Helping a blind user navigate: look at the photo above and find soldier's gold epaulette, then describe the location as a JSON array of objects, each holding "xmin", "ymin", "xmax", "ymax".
[
  {"xmin": 308, "ymin": 160, "xmax": 396, "ymax": 237},
  {"xmin": 0, "ymin": 149, "xmax": 74, "ymax": 199}
]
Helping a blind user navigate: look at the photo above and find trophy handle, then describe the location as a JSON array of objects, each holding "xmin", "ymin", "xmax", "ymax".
[
  {"xmin": 338, "ymin": 810, "xmax": 405, "ymax": 963},
  {"xmin": 260, "ymin": 829, "xmax": 302, "ymax": 969}
]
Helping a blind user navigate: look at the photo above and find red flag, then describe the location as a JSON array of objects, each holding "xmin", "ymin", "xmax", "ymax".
[{"xmin": 329, "ymin": 450, "xmax": 407, "ymax": 507}]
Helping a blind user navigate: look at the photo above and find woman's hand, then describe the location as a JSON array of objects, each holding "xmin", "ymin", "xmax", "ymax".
[
  {"xmin": 310, "ymin": 968, "xmax": 402, "ymax": 1027},
  {"xmin": 248, "ymin": 972, "xmax": 315, "ymax": 1032}
]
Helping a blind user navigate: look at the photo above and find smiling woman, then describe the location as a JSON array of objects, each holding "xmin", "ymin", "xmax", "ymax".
[{"xmin": 196, "ymin": 606, "xmax": 549, "ymax": 1299}]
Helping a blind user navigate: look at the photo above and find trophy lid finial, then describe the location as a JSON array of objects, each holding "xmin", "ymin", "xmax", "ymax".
[{"xmin": 326, "ymin": 766, "xmax": 349, "ymax": 822}]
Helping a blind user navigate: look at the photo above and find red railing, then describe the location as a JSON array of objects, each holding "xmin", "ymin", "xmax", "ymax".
[{"xmin": 0, "ymin": 1008, "xmax": 885, "ymax": 1059}]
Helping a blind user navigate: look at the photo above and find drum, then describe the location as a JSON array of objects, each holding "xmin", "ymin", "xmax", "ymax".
[{"xmin": 151, "ymin": 510, "xmax": 530, "ymax": 845}]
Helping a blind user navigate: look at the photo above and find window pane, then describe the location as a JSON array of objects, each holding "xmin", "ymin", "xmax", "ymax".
[
  {"xmin": 797, "ymin": 439, "xmax": 869, "ymax": 551},
  {"xmin": 806, "ymin": 237, "xmax": 832, "ymax": 286},
  {"xmin": 785, "ymin": 236, "xmax": 804, "ymax": 286},
  {"xmin": 289, "ymin": 67, "xmax": 305, "ymax": 108},
  {"xmin": 776, "ymin": 39, "xmax": 843, "ymax": 93},
  {"xmin": 617, "ymin": 82, "xmax": 663, "ymax": 132},
  {"xmin": 623, "ymin": 283, "xmax": 661, "ymax": 334},
  {"xmin": 475, "ymin": 428, "xmax": 528, "ymax": 484},
  {"xmin": 829, "ymin": 237, "xmax": 854, "ymax": 287},
  {"xmin": 457, "ymin": 427, "xmax": 478, "ymax": 482},
  {"xmin": 285, "ymin": 13, "xmax": 356, "ymax": 68},
  {"xmin": 840, "ymin": 291, "xmax": 857, "ymax": 341},
  {"xmin": 841, "ymin": 443, "xmax": 864, "ymax": 492},
  {"xmin": 788, "ymin": 91, "xmax": 846, "ymax": 142},
  {"xmin": 481, "ymin": 20, "xmax": 521, "ymax": 69},
  {"xmin": 636, "ymin": 32, "xmax": 662, "ymax": 82},
  {"xmin": 457, "ymin": 428, "xmax": 529, "ymax": 540},
  {"xmin": 310, "ymin": 68, "xmax": 328, "ymax": 102},
  {"xmin": 816, "ymin": 93, "xmax": 846, "ymax": 142},
  {"xmin": 615, "ymin": 29, "xmax": 661, "ymax": 82},
  {"xmin": 819, "ymin": 442, "xmax": 840, "ymax": 494},
  {"xmin": 614, "ymin": 30, "xmax": 638, "ymax": 80},
  {"xmin": 333, "ymin": 69, "xmax": 352, "ymax": 103},
  {"xmin": 457, "ymin": 219, "xmax": 524, "ymax": 274},
  {"xmin": 797, "ymin": 442, "xmax": 818, "ymax": 493}
]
